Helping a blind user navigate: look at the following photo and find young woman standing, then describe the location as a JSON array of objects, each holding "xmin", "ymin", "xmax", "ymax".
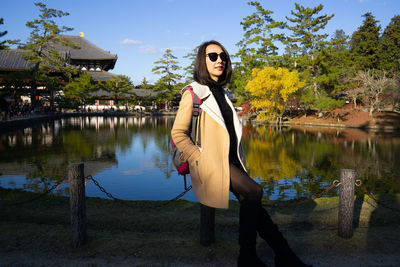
[{"xmin": 171, "ymin": 40, "xmax": 311, "ymax": 267}]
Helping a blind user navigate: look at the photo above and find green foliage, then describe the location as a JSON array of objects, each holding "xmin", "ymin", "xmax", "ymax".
[
  {"xmin": 285, "ymin": 3, "xmax": 334, "ymax": 62},
  {"xmin": 152, "ymin": 49, "xmax": 182, "ymax": 105},
  {"xmin": 314, "ymin": 95, "xmax": 345, "ymax": 112},
  {"xmin": 0, "ymin": 18, "xmax": 8, "ymax": 50},
  {"xmin": 232, "ymin": 1, "xmax": 284, "ymax": 99},
  {"xmin": 299, "ymin": 87, "xmax": 316, "ymax": 115},
  {"xmin": 22, "ymin": 1, "xmax": 76, "ymax": 105},
  {"xmin": 64, "ymin": 72, "xmax": 97, "ymax": 107},
  {"xmin": 236, "ymin": 1, "xmax": 284, "ymax": 66},
  {"xmin": 379, "ymin": 15, "xmax": 400, "ymax": 72},
  {"xmin": 182, "ymin": 45, "xmax": 199, "ymax": 82},
  {"xmin": 350, "ymin": 12, "xmax": 381, "ymax": 71},
  {"xmin": 102, "ymin": 75, "xmax": 134, "ymax": 106},
  {"xmin": 285, "ymin": 3, "xmax": 334, "ymax": 97}
]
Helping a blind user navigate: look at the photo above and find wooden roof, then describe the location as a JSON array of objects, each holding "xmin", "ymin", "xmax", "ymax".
[
  {"xmin": 0, "ymin": 49, "xmax": 33, "ymax": 70},
  {"xmin": 54, "ymin": 35, "xmax": 117, "ymax": 61},
  {"xmin": 87, "ymin": 70, "xmax": 118, "ymax": 81},
  {"xmin": 0, "ymin": 35, "xmax": 117, "ymax": 71}
]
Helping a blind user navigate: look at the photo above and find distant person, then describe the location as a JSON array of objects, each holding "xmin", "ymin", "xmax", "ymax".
[{"xmin": 171, "ymin": 40, "xmax": 311, "ymax": 267}]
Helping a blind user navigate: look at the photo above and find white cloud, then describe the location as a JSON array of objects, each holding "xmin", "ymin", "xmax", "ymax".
[
  {"xmin": 122, "ymin": 38, "xmax": 143, "ymax": 45},
  {"xmin": 139, "ymin": 45, "xmax": 159, "ymax": 54},
  {"xmin": 359, "ymin": 0, "xmax": 367, "ymax": 3}
]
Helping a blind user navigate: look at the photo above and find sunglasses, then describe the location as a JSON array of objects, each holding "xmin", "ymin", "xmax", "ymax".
[{"xmin": 207, "ymin": 52, "xmax": 228, "ymax": 62}]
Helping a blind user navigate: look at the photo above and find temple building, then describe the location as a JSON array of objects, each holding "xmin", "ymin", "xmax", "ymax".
[
  {"xmin": 0, "ymin": 35, "xmax": 118, "ymax": 82},
  {"xmin": 0, "ymin": 34, "xmax": 162, "ymax": 111}
]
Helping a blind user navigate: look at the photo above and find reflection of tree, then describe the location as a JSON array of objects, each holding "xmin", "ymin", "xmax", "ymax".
[
  {"xmin": 0, "ymin": 117, "xmax": 142, "ymax": 193},
  {"xmin": 242, "ymin": 125, "xmax": 400, "ymax": 200},
  {"xmin": 2, "ymin": 117, "xmax": 399, "ymax": 199},
  {"xmin": 244, "ymin": 127, "xmax": 301, "ymax": 181},
  {"xmin": 151, "ymin": 117, "xmax": 176, "ymax": 179}
]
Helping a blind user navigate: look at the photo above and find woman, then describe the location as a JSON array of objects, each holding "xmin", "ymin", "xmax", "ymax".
[{"xmin": 171, "ymin": 40, "xmax": 311, "ymax": 267}]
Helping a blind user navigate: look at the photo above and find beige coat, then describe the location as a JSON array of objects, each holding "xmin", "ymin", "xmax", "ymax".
[{"xmin": 171, "ymin": 81, "xmax": 246, "ymax": 209}]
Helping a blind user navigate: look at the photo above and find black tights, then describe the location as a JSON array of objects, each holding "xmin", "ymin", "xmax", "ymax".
[{"xmin": 229, "ymin": 163, "xmax": 263, "ymax": 203}]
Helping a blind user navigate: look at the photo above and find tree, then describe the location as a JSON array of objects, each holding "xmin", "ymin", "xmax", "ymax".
[
  {"xmin": 379, "ymin": 15, "xmax": 400, "ymax": 73},
  {"xmin": 102, "ymin": 75, "xmax": 134, "ymax": 109},
  {"xmin": 233, "ymin": 1, "xmax": 284, "ymax": 102},
  {"xmin": 354, "ymin": 70, "xmax": 393, "ymax": 116},
  {"xmin": 245, "ymin": 67, "xmax": 304, "ymax": 123},
  {"xmin": 63, "ymin": 72, "xmax": 97, "ymax": 109},
  {"xmin": 350, "ymin": 12, "xmax": 381, "ymax": 71},
  {"xmin": 0, "ymin": 18, "xmax": 8, "ymax": 50},
  {"xmin": 285, "ymin": 3, "xmax": 334, "ymax": 96},
  {"xmin": 151, "ymin": 49, "xmax": 182, "ymax": 109},
  {"xmin": 236, "ymin": 1, "xmax": 284, "ymax": 66},
  {"xmin": 23, "ymin": 1, "xmax": 77, "ymax": 107},
  {"xmin": 182, "ymin": 45, "xmax": 199, "ymax": 82}
]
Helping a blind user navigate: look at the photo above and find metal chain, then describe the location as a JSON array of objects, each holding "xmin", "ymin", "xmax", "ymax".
[
  {"xmin": 355, "ymin": 180, "xmax": 400, "ymax": 213},
  {"xmin": 86, "ymin": 175, "xmax": 192, "ymax": 209},
  {"xmin": 262, "ymin": 181, "xmax": 339, "ymax": 209},
  {"xmin": 0, "ymin": 177, "xmax": 66, "ymax": 207}
]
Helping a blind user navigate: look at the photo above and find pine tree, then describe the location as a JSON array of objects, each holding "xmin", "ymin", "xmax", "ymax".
[
  {"xmin": 379, "ymin": 15, "xmax": 400, "ymax": 73},
  {"xmin": 182, "ymin": 45, "xmax": 199, "ymax": 83},
  {"xmin": 233, "ymin": 1, "xmax": 284, "ymax": 103},
  {"xmin": 0, "ymin": 18, "xmax": 8, "ymax": 50},
  {"xmin": 23, "ymin": 1, "xmax": 76, "ymax": 107},
  {"xmin": 350, "ymin": 12, "xmax": 381, "ymax": 71},
  {"xmin": 317, "ymin": 29, "xmax": 352, "ymax": 94},
  {"xmin": 64, "ymin": 72, "xmax": 96, "ymax": 109},
  {"xmin": 285, "ymin": 3, "xmax": 334, "ymax": 97},
  {"xmin": 102, "ymin": 75, "xmax": 134, "ymax": 108},
  {"xmin": 152, "ymin": 49, "xmax": 182, "ymax": 108}
]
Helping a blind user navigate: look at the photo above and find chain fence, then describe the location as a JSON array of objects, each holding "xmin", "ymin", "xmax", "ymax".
[
  {"xmin": 355, "ymin": 179, "xmax": 400, "ymax": 213},
  {"xmin": 262, "ymin": 180, "xmax": 340, "ymax": 210},
  {"xmin": 86, "ymin": 175, "xmax": 192, "ymax": 209},
  {"xmin": 1, "ymin": 175, "xmax": 400, "ymax": 214},
  {"xmin": 0, "ymin": 176, "xmax": 67, "ymax": 206}
]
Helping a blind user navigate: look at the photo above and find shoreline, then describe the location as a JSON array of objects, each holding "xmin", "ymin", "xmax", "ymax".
[{"xmin": 1, "ymin": 111, "xmax": 399, "ymax": 133}]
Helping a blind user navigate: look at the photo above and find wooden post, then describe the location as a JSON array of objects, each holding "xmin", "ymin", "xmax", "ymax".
[
  {"xmin": 200, "ymin": 204, "xmax": 215, "ymax": 246},
  {"xmin": 68, "ymin": 163, "xmax": 86, "ymax": 248},
  {"xmin": 338, "ymin": 169, "xmax": 356, "ymax": 238}
]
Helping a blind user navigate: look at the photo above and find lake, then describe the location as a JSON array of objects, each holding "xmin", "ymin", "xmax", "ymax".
[{"xmin": 1, "ymin": 116, "xmax": 399, "ymax": 202}]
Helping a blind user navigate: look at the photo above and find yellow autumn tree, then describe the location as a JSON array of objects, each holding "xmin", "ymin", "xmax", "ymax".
[{"xmin": 245, "ymin": 67, "xmax": 304, "ymax": 122}]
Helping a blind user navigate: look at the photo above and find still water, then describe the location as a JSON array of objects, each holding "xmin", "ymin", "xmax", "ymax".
[{"xmin": 0, "ymin": 116, "xmax": 399, "ymax": 202}]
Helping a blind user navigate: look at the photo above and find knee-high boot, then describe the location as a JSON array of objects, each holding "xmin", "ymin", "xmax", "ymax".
[
  {"xmin": 237, "ymin": 200, "xmax": 268, "ymax": 267},
  {"xmin": 257, "ymin": 207, "xmax": 312, "ymax": 267}
]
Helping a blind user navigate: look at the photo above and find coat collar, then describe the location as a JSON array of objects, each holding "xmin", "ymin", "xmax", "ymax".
[{"xmin": 183, "ymin": 82, "xmax": 242, "ymax": 141}]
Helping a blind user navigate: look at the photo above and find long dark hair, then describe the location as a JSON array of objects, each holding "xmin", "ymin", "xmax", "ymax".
[{"xmin": 193, "ymin": 40, "xmax": 232, "ymax": 86}]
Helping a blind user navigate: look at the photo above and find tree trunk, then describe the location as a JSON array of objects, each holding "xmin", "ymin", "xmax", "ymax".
[
  {"xmin": 313, "ymin": 81, "xmax": 318, "ymax": 97},
  {"xmin": 369, "ymin": 106, "xmax": 374, "ymax": 117}
]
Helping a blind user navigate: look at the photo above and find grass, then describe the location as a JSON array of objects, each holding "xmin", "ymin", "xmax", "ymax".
[{"xmin": 1, "ymin": 188, "xmax": 400, "ymax": 266}]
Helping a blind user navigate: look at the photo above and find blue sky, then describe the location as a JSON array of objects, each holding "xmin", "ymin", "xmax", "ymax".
[{"xmin": 1, "ymin": 0, "xmax": 399, "ymax": 85}]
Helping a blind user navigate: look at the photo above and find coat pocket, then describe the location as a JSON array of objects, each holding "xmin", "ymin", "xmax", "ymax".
[{"xmin": 188, "ymin": 150, "xmax": 203, "ymax": 184}]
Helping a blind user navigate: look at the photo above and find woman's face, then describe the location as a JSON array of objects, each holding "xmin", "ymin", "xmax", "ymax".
[{"xmin": 205, "ymin": 44, "xmax": 226, "ymax": 82}]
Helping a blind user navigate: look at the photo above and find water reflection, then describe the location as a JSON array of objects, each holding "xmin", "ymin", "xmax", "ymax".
[
  {"xmin": 242, "ymin": 124, "xmax": 400, "ymax": 201},
  {"xmin": 0, "ymin": 117, "xmax": 399, "ymax": 201}
]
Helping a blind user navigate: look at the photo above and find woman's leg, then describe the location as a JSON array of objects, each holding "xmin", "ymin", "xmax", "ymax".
[
  {"xmin": 230, "ymin": 164, "xmax": 267, "ymax": 267},
  {"xmin": 230, "ymin": 164, "xmax": 311, "ymax": 267}
]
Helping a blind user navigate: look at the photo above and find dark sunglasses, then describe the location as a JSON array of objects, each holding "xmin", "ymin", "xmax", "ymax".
[{"xmin": 207, "ymin": 52, "xmax": 228, "ymax": 62}]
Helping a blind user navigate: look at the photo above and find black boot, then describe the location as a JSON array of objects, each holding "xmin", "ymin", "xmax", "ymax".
[
  {"xmin": 257, "ymin": 207, "xmax": 312, "ymax": 267},
  {"xmin": 237, "ymin": 200, "xmax": 268, "ymax": 267}
]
